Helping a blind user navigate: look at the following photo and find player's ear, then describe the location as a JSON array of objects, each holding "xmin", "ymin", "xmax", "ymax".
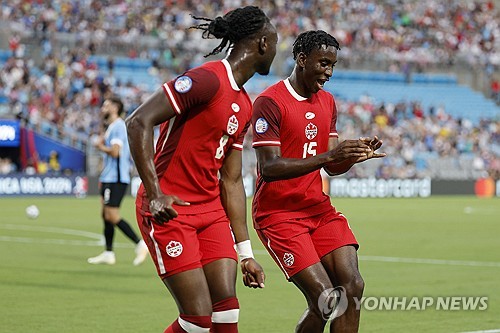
[
  {"xmin": 296, "ymin": 52, "xmax": 307, "ymax": 68},
  {"xmin": 258, "ymin": 35, "xmax": 268, "ymax": 55}
]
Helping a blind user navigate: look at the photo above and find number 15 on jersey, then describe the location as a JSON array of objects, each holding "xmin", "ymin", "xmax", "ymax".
[{"xmin": 302, "ymin": 142, "xmax": 317, "ymax": 158}]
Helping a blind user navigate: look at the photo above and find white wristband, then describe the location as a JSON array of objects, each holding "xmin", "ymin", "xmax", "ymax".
[{"xmin": 235, "ymin": 240, "xmax": 254, "ymax": 262}]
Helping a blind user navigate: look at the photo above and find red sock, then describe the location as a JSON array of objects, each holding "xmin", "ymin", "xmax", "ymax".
[
  {"xmin": 164, "ymin": 319, "xmax": 184, "ymax": 333},
  {"xmin": 164, "ymin": 314, "xmax": 211, "ymax": 333},
  {"xmin": 211, "ymin": 297, "xmax": 239, "ymax": 333}
]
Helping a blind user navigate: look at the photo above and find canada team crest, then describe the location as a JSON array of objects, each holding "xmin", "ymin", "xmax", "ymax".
[
  {"xmin": 227, "ymin": 115, "xmax": 239, "ymax": 135},
  {"xmin": 283, "ymin": 253, "xmax": 294, "ymax": 266},
  {"xmin": 305, "ymin": 122, "xmax": 318, "ymax": 140},
  {"xmin": 166, "ymin": 240, "xmax": 183, "ymax": 257}
]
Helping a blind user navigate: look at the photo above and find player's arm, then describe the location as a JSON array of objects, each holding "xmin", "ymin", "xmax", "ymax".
[
  {"xmin": 219, "ymin": 148, "xmax": 265, "ymax": 288},
  {"xmin": 256, "ymin": 140, "xmax": 372, "ymax": 182},
  {"xmin": 324, "ymin": 136, "xmax": 386, "ymax": 176},
  {"xmin": 96, "ymin": 140, "xmax": 120, "ymax": 158},
  {"xmin": 125, "ymin": 89, "xmax": 189, "ymax": 223}
]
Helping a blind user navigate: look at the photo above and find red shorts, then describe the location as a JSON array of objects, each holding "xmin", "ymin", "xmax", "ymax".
[
  {"xmin": 136, "ymin": 208, "xmax": 238, "ymax": 279},
  {"xmin": 256, "ymin": 209, "xmax": 358, "ymax": 280}
]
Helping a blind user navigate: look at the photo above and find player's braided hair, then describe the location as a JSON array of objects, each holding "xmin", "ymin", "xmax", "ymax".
[
  {"xmin": 190, "ymin": 6, "xmax": 270, "ymax": 57},
  {"xmin": 292, "ymin": 30, "xmax": 341, "ymax": 60}
]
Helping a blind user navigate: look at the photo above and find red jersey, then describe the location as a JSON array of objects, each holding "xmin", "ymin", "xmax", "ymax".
[
  {"xmin": 137, "ymin": 60, "xmax": 252, "ymax": 214},
  {"xmin": 252, "ymin": 79, "xmax": 338, "ymax": 229}
]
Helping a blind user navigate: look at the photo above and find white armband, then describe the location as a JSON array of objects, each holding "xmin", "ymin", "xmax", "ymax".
[{"xmin": 235, "ymin": 240, "xmax": 254, "ymax": 262}]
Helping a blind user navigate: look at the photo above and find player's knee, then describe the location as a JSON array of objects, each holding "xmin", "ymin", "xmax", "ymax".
[
  {"xmin": 212, "ymin": 297, "xmax": 239, "ymax": 324},
  {"xmin": 344, "ymin": 273, "xmax": 364, "ymax": 298},
  {"xmin": 103, "ymin": 210, "xmax": 119, "ymax": 223}
]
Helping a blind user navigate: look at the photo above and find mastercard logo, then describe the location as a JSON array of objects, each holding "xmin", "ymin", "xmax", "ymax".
[{"xmin": 474, "ymin": 177, "xmax": 495, "ymax": 198}]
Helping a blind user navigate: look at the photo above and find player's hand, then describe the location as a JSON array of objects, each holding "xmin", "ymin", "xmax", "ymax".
[
  {"xmin": 148, "ymin": 194, "xmax": 190, "ymax": 224},
  {"xmin": 241, "ymin": 258, "xmax": 265, "ymax": 289},
  {"xmin": 327, "ymin": 139, "xmax": 372, "ymax": 164},
  {"xmin": 358, "ymin": 136, "xmax": 386, "ymax": 162},
  {"xmin": 93, "ymin": 136, "xmax": 104, "ymax": 149}
]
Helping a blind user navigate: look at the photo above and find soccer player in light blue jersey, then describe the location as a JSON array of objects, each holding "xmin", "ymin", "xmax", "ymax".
[{"xmin": 87, "ymin": 96, "xmax": 148, "ymax": 266}]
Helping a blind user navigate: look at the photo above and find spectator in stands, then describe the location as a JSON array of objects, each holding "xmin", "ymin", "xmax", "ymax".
[{"xmin": 1, "ymin": 0, "xmax": 498, "ymax": 180}]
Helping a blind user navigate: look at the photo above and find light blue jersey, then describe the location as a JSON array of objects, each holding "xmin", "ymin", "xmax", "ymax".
[{"xmin": 99, "ymin": 118, "xmax": 131, "ymax": 184}]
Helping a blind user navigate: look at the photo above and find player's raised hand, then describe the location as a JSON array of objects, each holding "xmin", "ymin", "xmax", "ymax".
[
  {"xmin": 148, "ymin": 194, "xmax": 190, "ymax": 224},
  {"xmin": 327, "ymin": 139, "xmax": 372, "ymax": 164},
  {"xmin": 359, "ymin": 136, "xmax": 386, "ymax": 161},
  {"xmin": 241, "ymin": 258, "xmax": 266, "ymax": 289}
]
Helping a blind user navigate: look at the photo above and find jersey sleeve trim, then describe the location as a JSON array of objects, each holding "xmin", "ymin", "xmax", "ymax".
[
  {"xmin": 110, "ymin": 138, "xmax": 124, "ymax": 146},
  {"xmin": 231, "ymin": 143, "xmax": 244, "ymax": 150},
  {"xmin": 162, "ymin": 83, "xmax": 182, "ymax": 115},
  {"xmin": 252, "ymin": 140, "xmax": 281, "ymax": 147},
  {"xmin": 329, "ymin": 132, "xmax": 339, "ymax": 137}
]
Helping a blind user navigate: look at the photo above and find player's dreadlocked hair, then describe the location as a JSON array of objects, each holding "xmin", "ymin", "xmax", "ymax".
[
  {"xmin": 292, "ymin": 30, "xmax": 341, "ymax": 60},
  {"xmin": 190, "ymin": 6, "xmax": 270, "ymax": 57}
]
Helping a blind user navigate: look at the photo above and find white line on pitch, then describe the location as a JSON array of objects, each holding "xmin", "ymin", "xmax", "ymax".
[
  {"xmin": 2, "ymin": 224, "xmax": 500, "ymax": 268},
  {"xmin": 462, "ymin": 328, "xmax": 500, "ymax": 333},
  {"xmin": 358, "ymin": 255, "xmax": 500, "ymax": 268},
  {"xmin": 0, "ymin": 236, "xmax": 133, "ymax": 248},
  {"xmin": 1, "ymin": 224, "xmax": 102, "ymax": 240},
  {"xmin": 254, "ymin": 250, "xmax": 500, "ymax": 268}
]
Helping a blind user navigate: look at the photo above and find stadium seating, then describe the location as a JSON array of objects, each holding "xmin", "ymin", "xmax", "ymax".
[{"xmin": 244, "ymin": 72, "xmax": 499, "ymax": 124}]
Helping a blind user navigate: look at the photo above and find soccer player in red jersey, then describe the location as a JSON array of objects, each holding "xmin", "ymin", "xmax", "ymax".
[
  {"xmin": 125, "ymin": 6, "xmax": 277, "ymax": 333},
  {"xmin": 252, "ymin": 30, "xmax": 385, "ymax": 333}
]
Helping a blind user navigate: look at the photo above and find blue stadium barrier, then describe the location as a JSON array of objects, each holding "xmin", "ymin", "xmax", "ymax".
[
  {"xmin": 330, "ymin": 70, "xmax": 457, "ymax": 84},
  {"xmin": 88, "ymin": 55, "xmax": 152, "ymax": 70},
  {"xmin": 0, "ymin": 49, "xmax": 12, "ymax": 62}
]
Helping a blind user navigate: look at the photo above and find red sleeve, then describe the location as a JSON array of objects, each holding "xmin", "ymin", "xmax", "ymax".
[
  {"xmin": 162, "ymin": 67, "xmax": 220, "ymax": 115},
  {"xmin": 252, "ymin": 96, "xmax": 282, "ymax": 147},
  {"xmin": 330, "ymin": 97, "xmax": 338, "ymax": 138},
  {"xmin": 231, "ymin": 121, "xmax": 250, "ymax": 151}
]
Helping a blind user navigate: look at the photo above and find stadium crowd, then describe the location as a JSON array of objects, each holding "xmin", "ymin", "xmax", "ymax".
[
  {"xmin": 2, "ymin": 0, "xmax": 499, "ymax": 73},
  {"xmin": 0, "ymin": 0, "xmax": 499, "ymax": 180}
]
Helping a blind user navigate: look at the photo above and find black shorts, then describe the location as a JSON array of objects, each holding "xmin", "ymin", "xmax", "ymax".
[{"xmin": 100, "ymin": 182, "xmax": 128, "ymax": 207}]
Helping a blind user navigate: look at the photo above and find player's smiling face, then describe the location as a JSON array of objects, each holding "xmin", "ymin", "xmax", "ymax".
[{"xmin": 303, "ymin": 45, "xmax": 337, "ymax": 94}]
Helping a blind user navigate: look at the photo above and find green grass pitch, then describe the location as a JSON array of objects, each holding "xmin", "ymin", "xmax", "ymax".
[{"xmin": 1, "ymin": 196, "xmax": 499, "ymax": 332}]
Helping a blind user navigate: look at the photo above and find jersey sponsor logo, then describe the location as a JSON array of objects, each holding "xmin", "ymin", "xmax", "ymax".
[
  {"xmin": 174, "ymin": 76, "xmax": 192, "ymax": 93},
  {"xmin": 255, "ymin": 117, "xmax": 268, "ymax": 134},
  {"xmin": 305, "ymin": 122, "xmax": 318, "ymax": 140},
  {"xmin": 283, "ymin": 252, "xmax": 294, "ymax": 266},
  {"xmin": 227, "ymin": 115, "xmax": 239, "ymax": 135},
  {"xmin": 166, "ymin": 240, "xmax": 183, "ymax": 257},
  {"xmin": 305, "ymin": 112, "xmax": 316, "ymax": 119},
  {"xmin": 231, "ymin": 103, "xmax": 240, "ymax": 112}
]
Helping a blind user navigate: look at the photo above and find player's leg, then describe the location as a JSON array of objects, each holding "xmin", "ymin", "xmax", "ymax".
[
  {"xmin": 312, "ymin": 210, "xmax": 363, "ymax": 333},
  {"xmin": 88, "ymin": 183, "xmax": 116, "ymax": 264},
  {"xmin": 137, "ymin": 211, "xmax": 212, "ymax": 333},
  {"xmin": 321, "ymin": 246, "xmax": 363, "ymax": 333},
  {"xmin": 290, "ymin": 263, "xmax": 336, "ymax": 333},
  {"xmin": 257, "ymin": 220, "xmax": 333, "ymax": 333},
  {"xmin": 103, "ymin": 183, "xmax": 148, "ymax": 265},
  {"xmin": 198, "ymin": 213, "xmax": 239, "ymax": 333},
  {"xmin": 203, "ymin": 259, "xmax": 238, "ymax": 333},
  {"xmin": 162, "ymin": 269, "xmax": 213, "ymax": 333}
]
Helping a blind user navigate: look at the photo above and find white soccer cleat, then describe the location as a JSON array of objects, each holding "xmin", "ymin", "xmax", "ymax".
[
  {"xmin": 87, "ymin": 251, "xmax": 116, "ymax": 265},
  {"xmin": 133, "ymin": 240, "xmax": 149, "ymax": 266}
]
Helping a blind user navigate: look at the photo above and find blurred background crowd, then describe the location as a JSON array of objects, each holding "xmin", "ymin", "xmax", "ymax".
[{"xmin": 0, "ymin": 0, "xmax": 499, "ymax": 180}]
